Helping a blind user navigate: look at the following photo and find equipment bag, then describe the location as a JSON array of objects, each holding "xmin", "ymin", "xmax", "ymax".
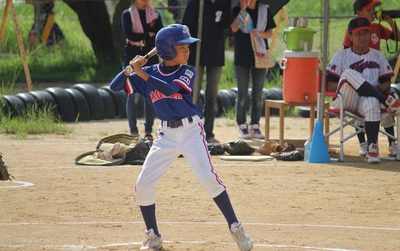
[{"xmin": 75, "ymin": 134, "xmax": 150, "ymax": 166}]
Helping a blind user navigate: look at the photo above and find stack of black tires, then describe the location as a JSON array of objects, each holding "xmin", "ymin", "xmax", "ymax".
[
  {"xmin": 0, "ymin": 83, "xmax": 287, "ymax": 122},
  {"xmin": 1, "ymin": 84, "xmax": 127, "ymax": 122}
]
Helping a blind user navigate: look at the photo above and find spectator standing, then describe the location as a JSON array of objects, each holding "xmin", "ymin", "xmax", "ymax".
[
  {"xmin": 121, "ymin": 0, "xmax": 163, "ymax": 142},
  {"xmin": 343, "ymin": 0, "xmax": 400, "ymax": 157},
  {"xmin": 231, "ymin": 0, "xmax": 276, "ymax": 139},
  {"xmin": 343, "ymin": 0, "xmax": 400, "ymax": 50},
  {"xmin": 327, "ymin": 17, "xmax": 400, "ymax": 164},
  {"xmin": 182, "ymin": 0, "xmax": 232, "ymax": 144}
]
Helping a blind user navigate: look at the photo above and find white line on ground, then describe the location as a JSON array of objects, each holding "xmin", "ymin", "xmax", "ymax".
[
  {"xmin": 0, "ymin": 162, "xmax": 301, "ymax": 171},
  {"xmin": 0, "ymin": 180, "xmax": 34, "ymax": 189},
  {"xmin": 0, "ymin": 241, "xmax": 361, "ymax": 251},
  {"xmin": 3, "ymin": 220, "xmax": 394, "ymax": 250},
  {"xmin": 0, "ymin": 220, "xmax": 399, "ymax": 231}
]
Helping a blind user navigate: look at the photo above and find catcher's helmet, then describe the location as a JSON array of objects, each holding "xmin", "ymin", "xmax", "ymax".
[{"xmin": 156, "ymin": 24, "xmax": 199, "ymax": 60}]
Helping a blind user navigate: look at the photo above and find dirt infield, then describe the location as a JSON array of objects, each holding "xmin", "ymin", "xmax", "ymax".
[{"xmin": 1, "ymin": 117, "xmax": 399, "ymax": 251}]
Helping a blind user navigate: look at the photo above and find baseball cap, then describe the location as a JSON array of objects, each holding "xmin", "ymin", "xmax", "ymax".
[
  {"xmin": 348, "ymin": 17, "xmax": 372, "ymax": 34},
  {"xmin": 353, "ymin": 0, "xmax": 381, "ymax": 14}
]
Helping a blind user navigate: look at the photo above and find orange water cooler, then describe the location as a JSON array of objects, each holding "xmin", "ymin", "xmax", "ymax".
[{"xmin": 280, "ymin": 51, "xmax": 320, "ymax": 103}]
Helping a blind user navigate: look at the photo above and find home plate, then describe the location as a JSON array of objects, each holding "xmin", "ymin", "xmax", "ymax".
[{"xmin": 218, "ymin": 155, "xmax": 274, "ymax": 161}]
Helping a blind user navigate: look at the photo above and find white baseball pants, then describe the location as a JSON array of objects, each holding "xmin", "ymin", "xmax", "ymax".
[{"xmin": 134, "ymin": 115, "xmax": 226, "ymax": 206}]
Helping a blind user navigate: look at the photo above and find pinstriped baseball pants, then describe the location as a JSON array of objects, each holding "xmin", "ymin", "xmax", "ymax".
[{"xmin": 333, "ymin": 69, "xmax": 381, "ymax": 122}]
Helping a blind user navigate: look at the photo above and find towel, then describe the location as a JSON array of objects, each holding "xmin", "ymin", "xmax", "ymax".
[
  {"xmin": 251, "ymin": 4, "xmax": 274, "ymax": 68},
  {"xmin": 129, "ymin": 5, "xmax": 159, "ymax": 33},
  {"xmin": 253, "ymin": 4, "xmax": 268, "ymax": 56},
  {"xmin": 256, "ymin": 3, "xmax": 267, "ymax": 31}
]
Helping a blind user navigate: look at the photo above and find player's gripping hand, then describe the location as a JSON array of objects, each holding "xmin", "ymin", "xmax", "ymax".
[
  {"xmin": 377, "ymin": 82, "xmax": 391, "ymax": 94},
  {"xmin": 128, "ymin": 55, "xmax": 150, "ymax": 81},
  {"xmin": 130, "ymin": 55, "xmax": 148, "ymax": 71},
  {"xmin": 124, "ymin": 56, "xmax": 148, "ymax": 76}
]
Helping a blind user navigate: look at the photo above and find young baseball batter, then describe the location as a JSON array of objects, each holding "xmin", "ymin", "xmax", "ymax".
[
  {"xmin": 327, "ymin": 17, "xmax": 400, "ymax": 164},
  {"xmin": 110, "ymin": 24, "xmax": 253, "ymax": 251}
]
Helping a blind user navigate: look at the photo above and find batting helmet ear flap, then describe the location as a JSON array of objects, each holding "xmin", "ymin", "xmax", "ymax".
[{"xmin": 156, "ymin": 38, "xmax": 177, "ymax": 61}]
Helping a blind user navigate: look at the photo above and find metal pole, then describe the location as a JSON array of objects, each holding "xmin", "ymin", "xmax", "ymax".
[
  {"xmin": 317, "ymin": 0, "xmax": 329, "ymax": 122},
  {"xmin": 193, "ymin": 0, "xmax": 204, "ymax": 104}
]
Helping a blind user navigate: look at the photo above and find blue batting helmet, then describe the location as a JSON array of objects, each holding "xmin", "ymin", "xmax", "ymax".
[{"xmin": 156, "ymin": 24, "xmax": 199, "ymax": 60}]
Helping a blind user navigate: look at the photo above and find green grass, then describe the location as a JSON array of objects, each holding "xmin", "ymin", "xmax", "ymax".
[
  {"xmin": 0, "ymin": 2, "xmax": 95, "ymax": 83},
  {"xmin": 220, "ymin": 58, "xmax": 236, "ymax": 90},
  {"xmin": 0, "ymin": 82, "xmax": 17, "ymax": 95},
  {"xmin": 0, "ymin": 76, "xmax": 70, "ymax": 138},
  {"xmin": 221, "ymin": 106, "xmax": 236, "ymax": 120},
  {"xmin": 0, "ymin": 102, "xmax": 71, "ymax": 139}
]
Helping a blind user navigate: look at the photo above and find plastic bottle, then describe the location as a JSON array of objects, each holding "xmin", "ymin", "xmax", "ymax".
[{"xmin": 304, "ymin": 138, "xmax": 312, "ymax": 161}]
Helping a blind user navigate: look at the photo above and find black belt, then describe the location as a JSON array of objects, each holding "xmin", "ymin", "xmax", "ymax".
[{"xmin": 163, "ymin": 116, "xmax": 193, "ymax": 128}]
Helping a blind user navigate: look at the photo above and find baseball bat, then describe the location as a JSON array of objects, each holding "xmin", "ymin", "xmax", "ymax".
[
  {"xmin": 125, "ymin": 47, "xmax": 157, "ymax": 73},
  {"xmin": 143, "ymin": 47, "xmax": 157, "ymax": 59}
]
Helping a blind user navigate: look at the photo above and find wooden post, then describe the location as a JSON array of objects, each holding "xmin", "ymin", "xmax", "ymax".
[
  {"xmin": 391, "ymin": 55, "xmax": 400, "ymax": 83},
  {"xmin": 193, "ymin": 0, "xmax": 204, "ymax": 104},
  {"xmin": 0, "ymin": 0, "xmax": 11, "ymax": 48},
  {"xmin": 270, "ymin": 7, "xmax": 288, "ymax": 54},
  {"xmin": 0, "ymin": 0, "xmax": 33, "ymax": 91}
]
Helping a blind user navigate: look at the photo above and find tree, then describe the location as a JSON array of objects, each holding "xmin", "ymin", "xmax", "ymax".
[
  {"xmin": 111, "ymin": 0, "xmax": 131, "ymax": 61},
  {"xmin": 63, "ymin": 0, "xmax": 130, "ymax": 74}
]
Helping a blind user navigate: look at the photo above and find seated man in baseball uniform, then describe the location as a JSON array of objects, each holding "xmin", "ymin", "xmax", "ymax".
[
  {"xmin": 343, "ymin": 0, "xmax": 400, "ymax": 157},
  {"xmin": 327, "ymin": 17, "xmax": 400, "ymax": 164}
]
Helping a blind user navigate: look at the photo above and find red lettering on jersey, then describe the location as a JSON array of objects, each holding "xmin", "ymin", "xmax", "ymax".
[
  {"xmin": 150, "ymin": 90, "xmax": 183, "ymax": 102},
  {"xmin": 350, "ymin": 59, "xmax": 379, "ymax": 73}
]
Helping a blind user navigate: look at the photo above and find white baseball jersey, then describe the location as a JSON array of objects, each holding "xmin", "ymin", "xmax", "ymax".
[
  {"xmin": 327, "ymin": 48, "xmax": 393, "ymax": 87},
  {"xmin": 326, "ymin": 48, "xmax": 394, "ymax": 121}
]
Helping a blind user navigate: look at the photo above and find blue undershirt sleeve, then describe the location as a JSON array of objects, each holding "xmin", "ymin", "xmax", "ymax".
[
  {"xmin": 147, "ymin": 75, "xmax": 182, "ymax": 96},
  {"xmin": 109, "ymin": 71, "xmax": 127, "ymax": 92}
]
